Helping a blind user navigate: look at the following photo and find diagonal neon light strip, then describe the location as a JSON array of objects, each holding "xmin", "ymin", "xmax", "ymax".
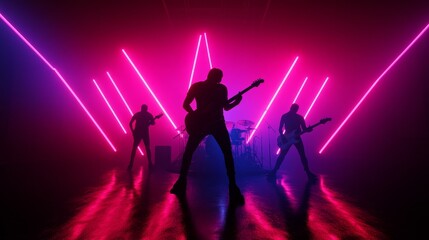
[
  {"xmin": 93, "ymin": 79, "xmax": 127, "ymax": 134},
  {"xmin": 293, "ymin": 77, "xmax": 308, "ymax": 103},
  {"xmin": 106, "ymin": 72, "xmax": 144, "ymax": 156},
  {"xmin": 107, "ymin": 72, "xmax": 134, "ymax": 116},
  {"xmin": 204, "ymin": 32, "xmax": 213, "ymax": 68},
  {"xmin": 246, "ymin": 56, "xmax": 299, "ymax": 143},
  {"xmin": 304, "ymin": 77, "xmax": 329, "ymax": 119},
  {"xmin": 188, "ymin": 35, "xmax": 202, "ymax": 89},
  {"xmin": 319, "ymin": 23, "xmax": 429, "ymax": 154},
  {"xmin": 0, "ymin": 12, "xmax": 117, "ymax": 152},
  {"xmin": 122, "ymin": 49, "xmax": 180, "ymax": 134}
]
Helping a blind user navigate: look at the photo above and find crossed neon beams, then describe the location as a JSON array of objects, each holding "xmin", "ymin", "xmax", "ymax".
[
  {"xmin": 189, "ymin": 33, "xmax": 213, "ymax": 89},
  {"xmin": 0, "ymin": 12, "xmax": 117, "ymax": 152},
  {"xmin": 319, "ymin": 23, "xmax": 429, "ymax": 154}
]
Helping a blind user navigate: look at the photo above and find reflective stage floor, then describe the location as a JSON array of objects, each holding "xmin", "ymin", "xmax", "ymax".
[{"xmin": 1, "ymin": 154, "xmax": 425, "ymax": 240}]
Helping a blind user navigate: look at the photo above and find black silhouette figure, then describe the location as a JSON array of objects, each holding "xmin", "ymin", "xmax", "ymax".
[
  {"xmin": 268, "ymin": 103, "xmax": 317, "ymax": 181},
  {"xmin": 128, "ymin": 104, "xmax": 155, "ymax": 171},
  {"xmin": 170, "ymin": 68, "xmax": 245, "ymax": 205}
]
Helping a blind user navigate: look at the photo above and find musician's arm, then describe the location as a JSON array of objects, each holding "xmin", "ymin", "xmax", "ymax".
[
  {"xmin": 149, "ymin": 114, "xmax": 155, "ymax": 125},
  {"xmin": 224, "ymin": 87, "xmax": 242, "ymax": 111},
  {"xmin": 129, "ymin": 115, "xmax": 136, "ymax": 132},
  {"xmin": 279, "ymin": 116, "xmax": 285, "ymax": 135},
  {"xmin": 301, "ymin": 117, "xmax": 312, "ymax": 132},
  {"xmin": 183, "ymin": 88, "xmax": 195, "ymax": 113}
]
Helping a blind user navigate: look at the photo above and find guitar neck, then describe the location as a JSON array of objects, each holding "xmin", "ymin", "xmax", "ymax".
[{"xmin": 227, "ymin": 85, "xmax": 255, "ymax": 103}]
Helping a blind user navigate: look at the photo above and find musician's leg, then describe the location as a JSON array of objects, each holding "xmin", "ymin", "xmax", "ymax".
[
  {"xmin": 142, "ymin": 132, "xmax": 153, "ymax": 170},
  {"xmin": 295, "ymin": 141, "xmax": 317, "ymax": 181},
  {"xmin": 128, "ymin": 136, "xmax": 141, "ymax": 170},
  {"xmin": 170, "ymin": 133, "xmax": 205, "ymax": 196},
  {"xmin": 212, "ymin": 125, "xmax": 245, "ymax": 205},
  {"xmin": 269, "ymin": 145, "xmax": 291, "ymax": 175}
]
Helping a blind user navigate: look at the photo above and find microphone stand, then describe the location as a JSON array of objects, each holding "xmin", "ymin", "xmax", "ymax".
[{"xmin": 266, "ymin": 122, "xmax": 277, "ymax": 169}]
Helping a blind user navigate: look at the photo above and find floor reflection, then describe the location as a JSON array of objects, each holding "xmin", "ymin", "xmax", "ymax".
[{"xmin": 51, "ymin": 169, "xmax": 386, "ymax": 239}]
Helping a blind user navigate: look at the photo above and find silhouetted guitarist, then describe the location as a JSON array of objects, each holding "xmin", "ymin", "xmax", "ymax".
[
  {"xmin": 267, "ymin": 103, "xmax": 318, "ymax": 181},
  {"xmin": 170, "ymin": 68, "xmax": 245, "ymax": 205},
  {"xmin": 128, "ymin": 104, "xmax": 161, "ymax": 171}
]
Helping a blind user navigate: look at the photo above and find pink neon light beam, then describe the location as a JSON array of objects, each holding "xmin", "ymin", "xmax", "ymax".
[
  {"xmin": 106, "ymin": 72, "xmax": 134, "ymax": 116},
  {"xmin": 319, "ymin": 23, "xmax": 429, "ymax": 154},
  {"xmin": 122, "ymin": 49, "xmax": 181, "ymax": 134},
  {"xmin": 188, "ymin": 35, "xmax": 202, "ymax": 89},
  {"xmin": 304, "ymin": 77, "xmax": 329, "ymax": 119},
  {"xmin": 204, "ymin": 32, "xmax": 213, "ymax": 68},
  {"xmin": 106, "ymin": 72, "xmax": 144, "ymax": 156},
  {"xmin": 246, "ymin": 56, "xmax": 299, "ymax": 143},
  {"xmin": 0, "ymin": 13, "xmax": 117, "ymax": 152},
  {"xmin": 93, "ymin": 79, "xmax": 127, "ymax": 134},
  {"xmin": 293, "ymin": 77, "xmax": 308, "ymax": 103}
]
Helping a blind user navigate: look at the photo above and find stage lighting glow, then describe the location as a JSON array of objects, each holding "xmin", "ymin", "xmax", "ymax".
[
  {"xmin": 246, "ymin": 56, "xmax": 299, "ymax": 143},
  {"xmin": 204, "ymin": 32, "xmax": 213, "ymax": 69},
  {"xmin": 106, "ymin": 72, "xmax": 144, "ymax": 156},
  {"xmin": 107, "ymin": 72, "xmax": 134, "ymax": 116},
  {"xmin": 188, "ymin": 35, "xmax": 202, "ymax": 89},
  {"xmin": 304, "ymin": 77, "xmax": 329, "ymax": 119},
  {"xmin": 93, "ymin": 79, "xmax": 127, "ymax": 134},
  {"xmin": 293, "ymin": 77, "xmax": 308, "ymax": 103},
  {"xmin": 122, "ymin": 49, "xmax": 181, "ymax": 134},
  {"xmin": 0, "ymin": 12, "xmax": 117, "ymax": 152},
  {"xmin": 319, "ymin": 23, "xmax": 429, "ymax": 154}
]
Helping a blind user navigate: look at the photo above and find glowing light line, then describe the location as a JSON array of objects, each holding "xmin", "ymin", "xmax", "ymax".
[
  {"xmin": 319, "ymin": 23, "xmax": 429, "ymax": 154},
  {"xmin": 122, "ymin": 49, "xmax": 180, "ymax": 134},
  {"xmin": 304, "ymin": 77, "xmax": 329, "ymax": 119},
  {"xmin": 204, "ymin": 32, "xmax": 213, "ymax": 68},
  {"xmin": 293, "ymin": 77, "xmax": 308, "ymax": 103},
  {"xmin": 246, "ymin": 56, "xmax": 299, "ymax": 143},
  {"xmin": 107, "ymin": 72, "xmax": 134, "ymax": 116},
  {"xmin": 188, "ymin": 35, "xmax": 202, "ymax": 89},
  {"xmin": 93, "ymin": 79, "xmax": 127, "ymax": 134},
  {"xmin": 0, "ymin": 12, "xmax": 117, "ymax": 152},
  {"xmin": 106, "ymin": 72, "xmax": 144, "ymax": 155}
]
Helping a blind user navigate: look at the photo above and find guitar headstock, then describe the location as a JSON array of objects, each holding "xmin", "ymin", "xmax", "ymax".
[
  {"xmin": 252, "ymin": 78, "xmax": 264, "ymax": 87},
  {"xmin": 155, "ymin": 113, "xmax": 164, "ymax": 119},
  {"xmin": 319, "ymin": 117, "xmax": 332, "ymax": 124}
]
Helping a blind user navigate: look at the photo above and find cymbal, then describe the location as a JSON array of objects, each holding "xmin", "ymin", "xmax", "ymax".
[{"xmin": 237, "ymin": 119, "xmax": 254, "ymax": 126}]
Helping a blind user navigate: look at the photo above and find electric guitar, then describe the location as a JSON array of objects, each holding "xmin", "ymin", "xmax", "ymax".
[
  {"xmin": 150, "ymin": 113, "xmax": 164, "ymax": 124},
  {"xmin": 277, "ymin": 117, "xmax": 331, "ymax": 150},
  {"xmin": 185, "ymin": 78, "xmax": 264, "ymax": 135}
]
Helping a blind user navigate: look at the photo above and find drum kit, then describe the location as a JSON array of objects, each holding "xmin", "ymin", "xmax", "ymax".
[{"xmin": 228, "ymin": 119, "xmax": 262, "ymax": 169}]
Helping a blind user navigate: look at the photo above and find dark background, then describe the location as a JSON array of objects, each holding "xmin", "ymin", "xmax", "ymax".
[{"xmin": 1, "ymin": 1, "xmax": 429, "ymax": 238}]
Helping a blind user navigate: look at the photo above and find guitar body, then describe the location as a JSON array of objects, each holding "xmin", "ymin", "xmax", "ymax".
[
  {"xmin": 184, "ymin": 78, "xmax": 264, "ymax": 135},
  {"xmin": 277, "ymin": 130, "xmax": 299, "ymax": 150},
  {"xmin": 184, "ymin": 111, "xmax": 218, "ymax": 135},
  {"xmin": 276, "ymin": 117, "xmax": 332, "ymax": 151}
]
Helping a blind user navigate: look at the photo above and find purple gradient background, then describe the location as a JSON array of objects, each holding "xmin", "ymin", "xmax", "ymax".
[{"xmin": 1, "ymin": 1, "xmax": 429, "ymax": 237}]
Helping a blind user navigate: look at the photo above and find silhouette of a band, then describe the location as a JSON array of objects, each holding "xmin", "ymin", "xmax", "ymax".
[{"xmin": 127, "ymin": 68, "xmax": 330, "ymax": 206}]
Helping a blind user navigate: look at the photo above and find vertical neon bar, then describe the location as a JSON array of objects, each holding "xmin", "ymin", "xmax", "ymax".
[
  {"xmin": 246, "ymin": 56, "xmax": 299, "ymax": 143},
  {"xmin": 0, "ymin": 13, "xmax": 117, "ymax": 152},
  {"xmin": 304, "ymin": 77, "xmax": 329, "ymax": 119},
  {"xmin": 204, "ymin": 32, "xmax": 213, "ymax": 69},
  {"xmin": 93, "ymin": 79, "xmax": 127, "ymax": 134},
  {"xmin": 188, "ymin": 35, "xmax": 202, "ymax": 89},
  {"xmin": 122, "ymin": 49, "xmax": 181, "ymax": 134},
  {"xmin": 319, "ymin": 23, "xmax": 429, "ymax": 154},
  {"xmin": 293, "ymin": 77, "xmax": 308, "ymax": 103}
]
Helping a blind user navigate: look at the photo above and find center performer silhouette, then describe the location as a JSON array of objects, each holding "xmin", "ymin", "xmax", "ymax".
[{"xmin": 170, "ymin": 68, "xmax": 245, "ymax": 205}]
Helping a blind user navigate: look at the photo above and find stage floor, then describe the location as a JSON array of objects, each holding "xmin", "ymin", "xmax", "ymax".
[{"xmin": 1, "ymin": 154, "xmax": 424, "ymax": 240}]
